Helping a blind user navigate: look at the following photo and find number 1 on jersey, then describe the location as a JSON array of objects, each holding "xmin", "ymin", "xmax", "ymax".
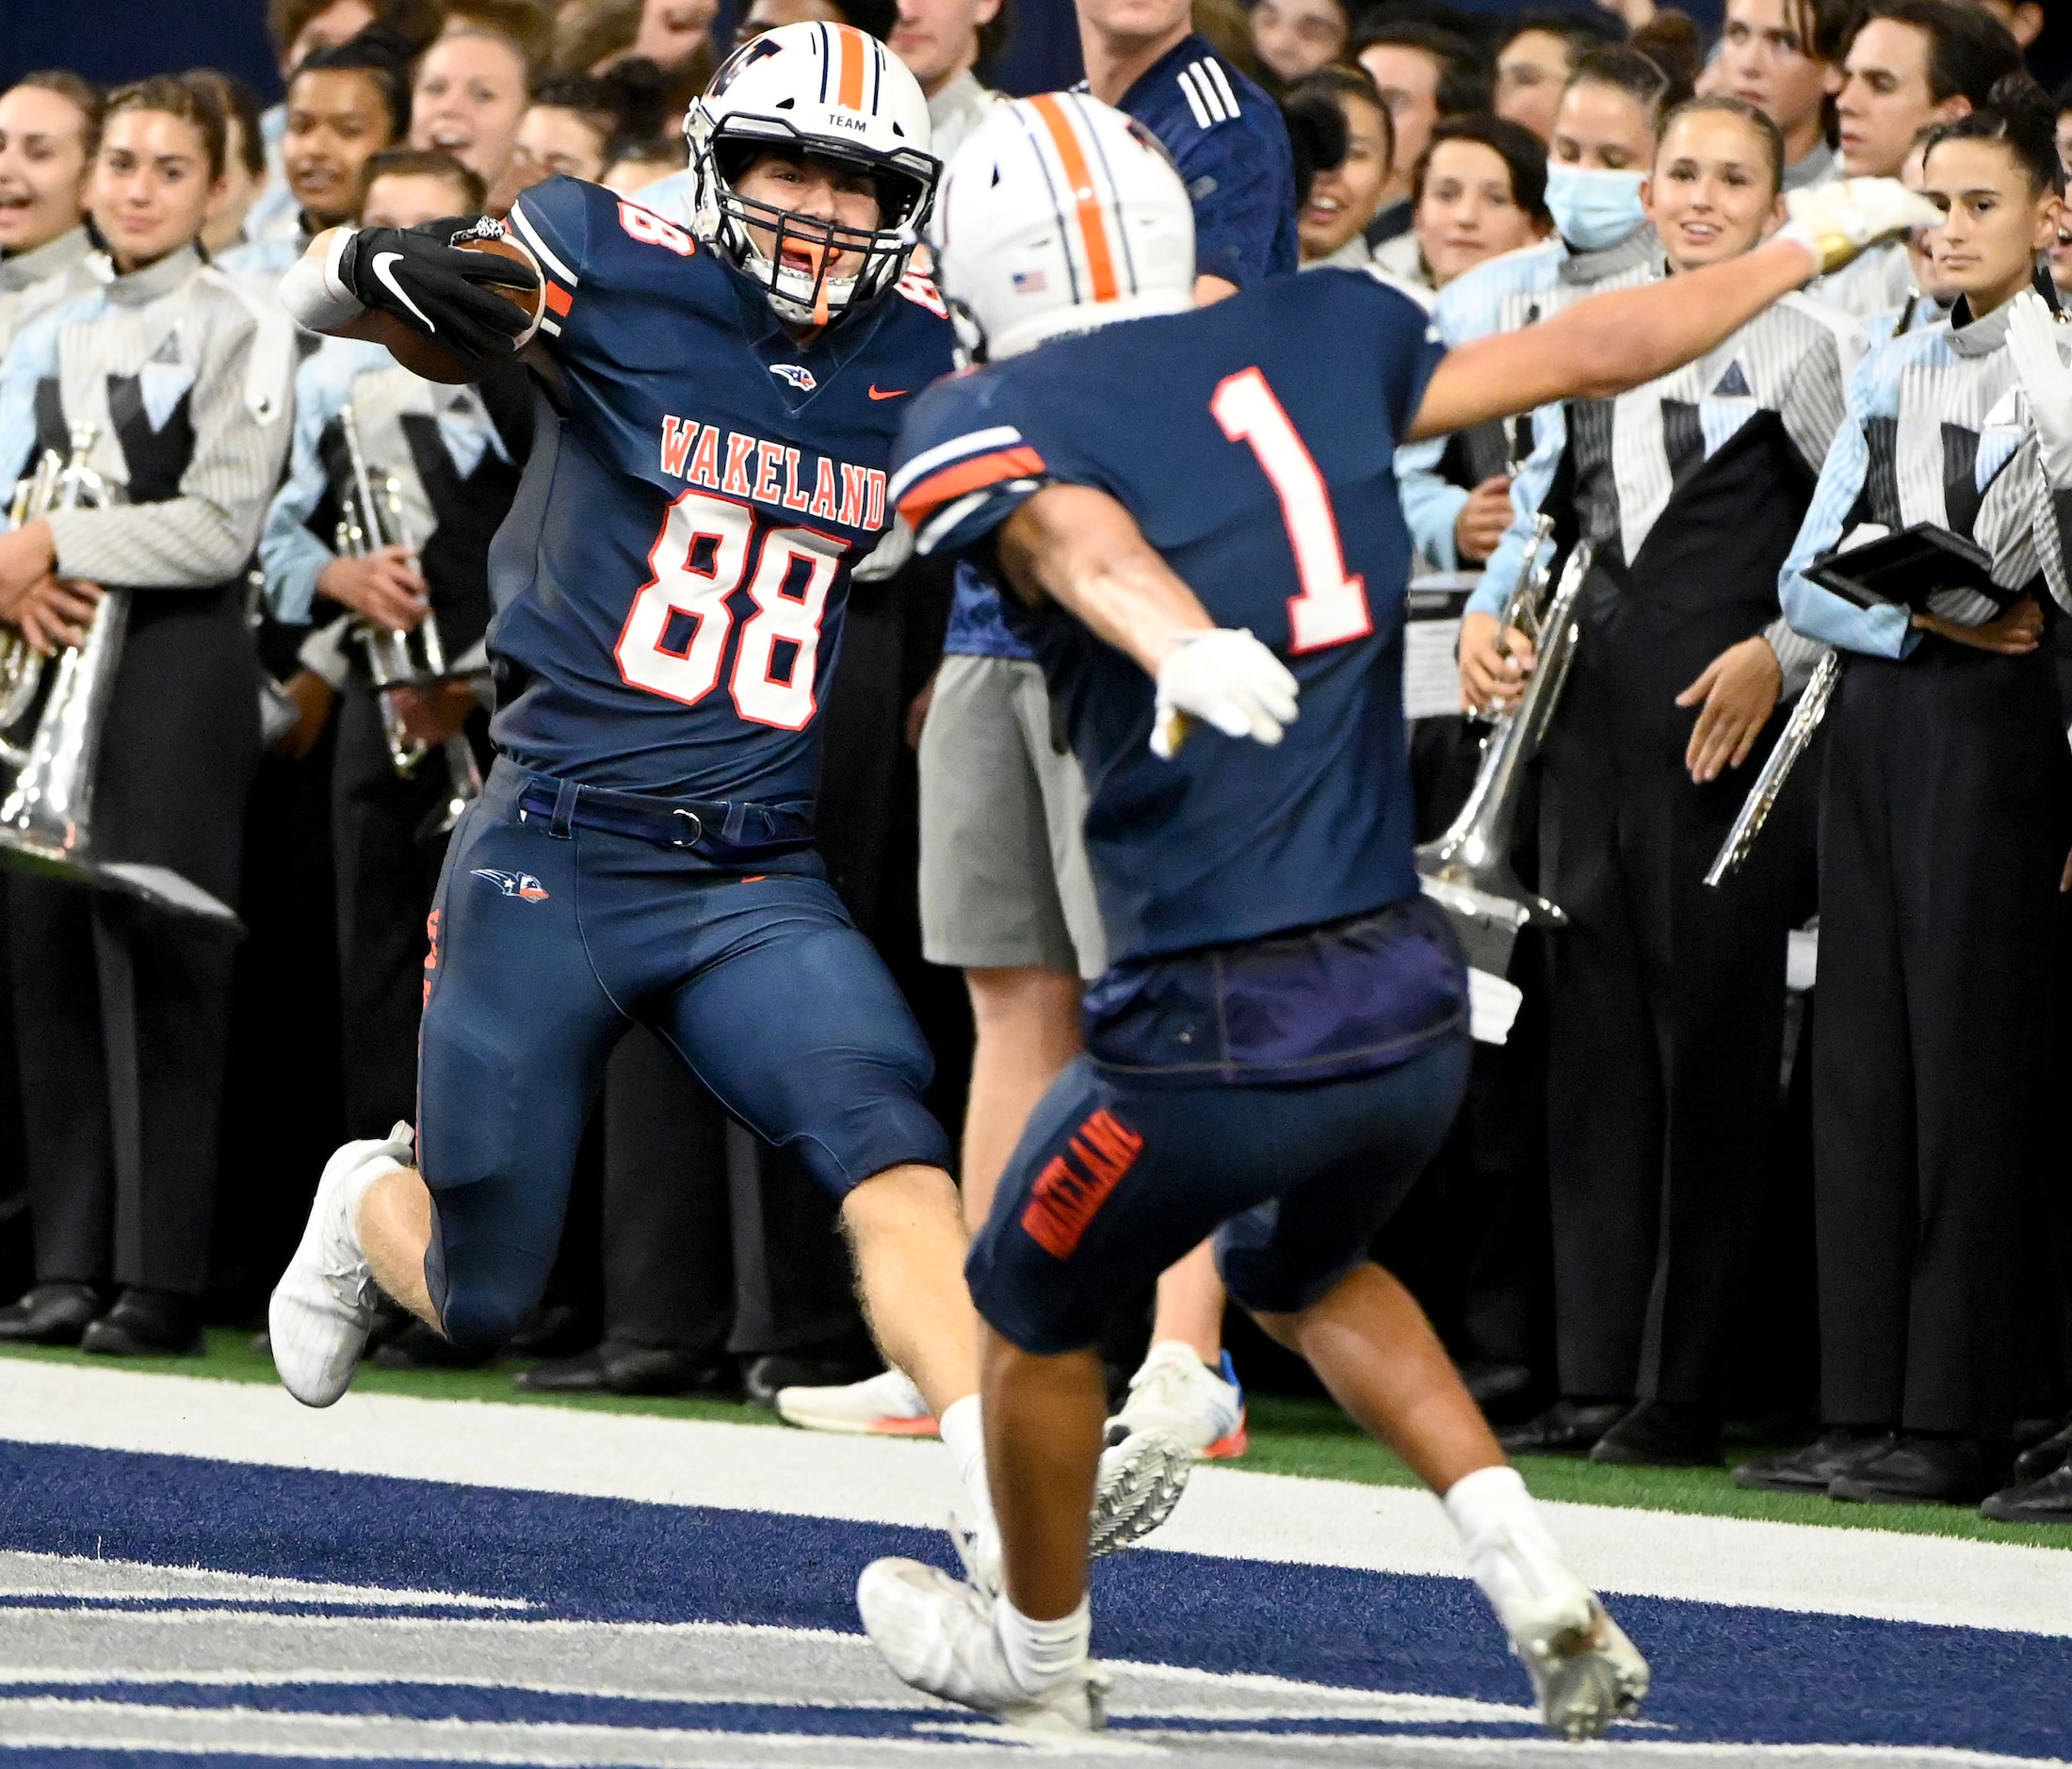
[{"xmin": 1211, "ymin": 366, "xmax": 1370, "ymax": 653}]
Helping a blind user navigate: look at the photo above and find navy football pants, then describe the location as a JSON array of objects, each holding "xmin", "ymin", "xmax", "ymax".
[
  {"xmin": 417, "ymin": 761, "xmax": 951, "ymax": 1355},
  {"xmin": 967, "ymin": 1033, "xmax": 1472, "ymax": 1355}
]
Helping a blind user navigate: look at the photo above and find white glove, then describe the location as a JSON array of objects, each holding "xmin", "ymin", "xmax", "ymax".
[
  {"xmin": 1779, "ymin": 177, "xmax": 1942, "ymax": 275},
  {"xmin": 1151, "ymin": 627, "xmax": 1299, "ymax": 759},
  {"xmin": 2005, "ymin": 288, "xmax": 2072, "ymax": 489}
]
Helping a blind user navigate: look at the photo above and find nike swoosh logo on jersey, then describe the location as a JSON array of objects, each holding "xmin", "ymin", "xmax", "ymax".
[
  {"xmin": 868, "ymin": 384, "xmax": 908, "ymax": 400},
  {"xmin": 372, "ymin": 252, "xmax": 436, "ymax": 333}
]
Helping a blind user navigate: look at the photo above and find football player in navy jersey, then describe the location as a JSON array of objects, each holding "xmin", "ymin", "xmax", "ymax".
[
  {"xmin": 262, "ymin": 23, "xmax": 1190, "ymax": 1573},
  {"xmin": 853, "ymin": 92, "xmax": 1936, "ymax": 1738}
]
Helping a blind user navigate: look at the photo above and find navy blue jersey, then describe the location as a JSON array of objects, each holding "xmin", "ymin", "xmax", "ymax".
[
  {"xmin": 892, "ymin": 268, "xmax": 1446, "ymax": 967},
  {"xmin": 490, "ymin": 176, "xmax": 957, "ymax": 805},
  {"xmin": 1113, "ymin": 34, "xmax": 1298, "ymax": 291}
]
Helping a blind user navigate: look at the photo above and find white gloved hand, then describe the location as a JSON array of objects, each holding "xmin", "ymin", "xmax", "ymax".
[
  {"xmin": 1151, "ymin": 627, "xmax": 1299, "ymax": 759},
  {"xmin": 2005, "ymin": 288, "xmax": 2072, "ymax": 488},
  {"xmin": 1778, "ymin": 177, "xmax": 1943, "ymax": 275}
]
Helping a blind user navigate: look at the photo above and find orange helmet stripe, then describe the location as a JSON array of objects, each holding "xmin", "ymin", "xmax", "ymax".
[
  {"xmin": 1028, "ymin": 93, "xmax": 1120, "ymax": 305},
  {"xmin": 834, "ymin": 24, "xmax": 868, "ymax": 109}
]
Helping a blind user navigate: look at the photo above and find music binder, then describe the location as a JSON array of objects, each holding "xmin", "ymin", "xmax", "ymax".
[{"xmin": 1805, "ymin": 523, "xmax": 2019, "ymax": 613}]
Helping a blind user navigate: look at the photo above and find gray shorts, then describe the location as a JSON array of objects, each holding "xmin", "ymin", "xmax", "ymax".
[{"xmin": 918, "ymin": 653, "xmax": 1108, "ymax": 981}]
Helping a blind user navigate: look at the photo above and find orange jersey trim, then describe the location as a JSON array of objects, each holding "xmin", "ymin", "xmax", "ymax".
[{"xmin": 896, "ymin": 445, "xmax": 1047, "ymax": 527}]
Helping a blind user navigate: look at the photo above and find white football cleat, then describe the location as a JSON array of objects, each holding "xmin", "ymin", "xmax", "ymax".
[
  {"xmin": 951, "ymin": 1426, "xmax": 1193, "ymax": 1598},
  {"xmin": 268, "ymin": 1124, "xmax": 414, "ymax": 1407},
  {"xmin": 1465, "ymin": 1514, "xmax": 1650, "ymax": 1740},
  {"xmin": 775, "ymin": 1366, "xmax": 937, "ymax": 1436},
  {"xmin": 857, "ymin": 1558, "xmax": 1106, "ymax": 1732},
  {"xmin": 1089, "ymin": 1424, "xmax": 1193, "ymax": 1557},
  {"xmin": 1106, "ymin": 1341, "xmax": 1248, "ymax": 1458}
]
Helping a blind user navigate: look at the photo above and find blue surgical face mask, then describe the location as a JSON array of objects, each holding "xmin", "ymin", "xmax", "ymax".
[{"xmin": 1544, "ymin": 165, "xmax": 1648, "ymax": 252}]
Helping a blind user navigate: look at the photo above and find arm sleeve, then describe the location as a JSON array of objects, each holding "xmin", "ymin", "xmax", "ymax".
[
  {"xmin": 258, "ymin": 356, "xmax": 338, "ymax": 624},
  {"xmin": 44, "ymin": 300, "xmax": 294, "ymax": 589},
  {"xmin": 2026, "ymin": 440, "xmax": 2072, "ymax": 616},
  {"xmin": 0, "ymin": 302, "xmax": 66, "ymax": 489},
  {"xmin": 1396, "ymin": 436, "xmax": 1468, "ymax": 571},
  {"xmin": 1761, "ymin": 318, "xmax": 1862, "ymax": 695},
  {"xmin": 1778, "ymin": 366, "xmax": 1914, "ymax": 657},
  {"xmin": 1177, "ymin": 117, "xmax": 1297, "ymax": 289},
  {"xmin": 890, "ymin": 382, "xmax": 1051, "ymax": 559},
  {"xmin": 504, "ymin": 177, "xmax": 592, "ymax": 354},
  {"xmin": 1467, "ymin": 405, "xmax": 1564, "ymax": 621}
]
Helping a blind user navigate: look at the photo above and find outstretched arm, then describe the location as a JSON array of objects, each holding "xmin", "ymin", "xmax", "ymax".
[
  {"xmin": 1409, "ymin": 237, "xmax": 1816, "ymax": 441},
  {"xmin": 1408, "ymin": 180, "xmax": 1935, "ymax": 441},
  {"xmin": 279, "ymin": 221, "xmax": 542, "ymax": 386},
  {"xmin": 997, "ymin": 484, "xmax": 1298, "ymax": 755},
  {"xmin": 996, "ymin": 483, "xmax": 1213, "ymax": 670}
]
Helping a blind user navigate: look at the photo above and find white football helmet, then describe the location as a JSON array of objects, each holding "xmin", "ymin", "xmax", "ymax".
[
  {"xmin": 931, "ymin": 92, "xmax": 1195, "ymax": 361},
  {"xmin": 685, "ymin": 22, "xmax": 938, "ymax": 327}
]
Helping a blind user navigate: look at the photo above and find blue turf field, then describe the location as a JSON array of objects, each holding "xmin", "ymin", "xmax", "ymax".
[{"xmin": 0, "ymin": 1438, "xmax": 2065, "ymax": 1764}]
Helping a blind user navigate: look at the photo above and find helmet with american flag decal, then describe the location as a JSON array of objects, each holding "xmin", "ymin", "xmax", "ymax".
[
  {"xmin": 685, "ymin": 21, "xmax": 939, "ymax": 327},
  {"xmin": 930, "ymin": 92, "xmax": 1195, "ymax": 362}
]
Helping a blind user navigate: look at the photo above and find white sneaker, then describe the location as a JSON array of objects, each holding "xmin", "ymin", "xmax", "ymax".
[
  {"xmin": 1465, "ymin": 1517, "xmax": 1650, "ymax": 1740},
  {"xmin": 268, "ymin": 1124, "xmax": 414, "ymax": 1407},
  {"xmin": 1106, "ymin": 1341, "xmax": 1248, "ymax": 1458},
  {"xmin": 856, "ymin": 1558, "xmax": 1105, "ymax": 1732},
  {"xmin": 775, "ymin": 1366, "xmax": 937, "ymax": 1436}
]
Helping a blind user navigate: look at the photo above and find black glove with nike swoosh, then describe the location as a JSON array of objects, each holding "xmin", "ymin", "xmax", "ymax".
[{"xmin": 337, "ymin": 216, "xmax": 542, "ymax": 366}]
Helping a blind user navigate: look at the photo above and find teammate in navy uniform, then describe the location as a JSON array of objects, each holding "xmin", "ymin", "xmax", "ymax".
[
  {"xmin": 264, "ymin": 24, "xmax": 1189, "ymax": 1571},
  {"xmin": 850, "ymin": 93, "xmax": 1937, "ymax": 1738}
]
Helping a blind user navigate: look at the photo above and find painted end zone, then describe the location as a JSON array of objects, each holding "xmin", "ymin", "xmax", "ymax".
[{"xmin": 0, "ymin": 1439, "xmax": 2064, "ymax": 1765}]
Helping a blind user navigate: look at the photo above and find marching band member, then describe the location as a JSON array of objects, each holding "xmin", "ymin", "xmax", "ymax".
[
  {"xmin": 0, "ymin": 76, "xmax": 292, "ymax": 1353},
  {"xmin": 1712, "ymin": 0, "xmax": 1854, "ymax": 192},
  {"xmin": 1403, "ymin": 46, "xmax": 1673, "ymax": 587},
  {"xmin": 0, "ymin": 73, "xmax": 102, "ymax": 358},
  {"xmin": 219, "ymin": 29, "xmax": 413, "ymax": 287},
  {"xmin": 1740, "ymin": 78, "xmax": 2072, "ymax": 1507},
  {"xmin": 1488, "ymin": 99, "xmax": 1863, "ymax": 1466},
  {"xmin": 259, "ymin": 146, "xmax": 519, "ymax": 1140}
]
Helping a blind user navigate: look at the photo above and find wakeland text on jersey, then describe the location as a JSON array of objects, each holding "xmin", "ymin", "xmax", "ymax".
[{"xmin": 657, "ymin": 414, "xmax": 888, "ymax": 531}]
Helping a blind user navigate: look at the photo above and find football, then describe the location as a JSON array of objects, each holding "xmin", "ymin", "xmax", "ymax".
[{"xmin": 454, "ymin": 230, "xmax": 544, "ymax": 327}]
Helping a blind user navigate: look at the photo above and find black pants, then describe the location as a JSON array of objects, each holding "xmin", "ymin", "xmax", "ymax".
[
  {"xmin": 332, "ymin": 680, "xmax": 475, "ymax": 1137},
  {"xmin": 10, "ymin": 587, "xmax": 258, "ymax": 1296},
  {"xmin": 1539, "ymin": 643, "xmax": 1811, "ymax": 1406},
  {"xmin": 1813, "ymin": 641, "xmax": 2072, "ymax": 1438}
]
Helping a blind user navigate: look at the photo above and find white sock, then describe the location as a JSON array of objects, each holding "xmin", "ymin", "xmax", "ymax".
[
  {"xmin": 938, "ymin": 1394, "xmax": 998, "ymax": 1542},
  {"xmin": 996, "ymin": 1593, "xmax": 1091, "ymax": 1694},
  {"xmin": 1443, "ymin": 1464, "xmax": 1587, "ymax": 1631}
]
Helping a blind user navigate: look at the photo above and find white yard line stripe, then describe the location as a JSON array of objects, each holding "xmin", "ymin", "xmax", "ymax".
[{"xmin": 0, "ymin": 1361, "xmax": 2066, "ymax": 1638}]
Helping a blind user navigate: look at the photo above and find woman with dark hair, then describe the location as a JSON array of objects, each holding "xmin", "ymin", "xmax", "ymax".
[
  {"xmin": 0, "ymin": 76, "xmax": 294, "ymax": 1353},
  {"xmin": 220, "ymin": 29, "xmax": 413, "ymax": 284},
  {"xmin": 1481, "ymin": 97, "xmax": 1864, "ymax": 1467},
  {"xmin": 1375, "ymin": 113, "xmax": 1552, "ymax": 290},
  {"xmin": 1251, "ymin": 0, "xmax": 1351, "ymax": 88},
  {"xmin": 1290, "ymin": 68, "xmax": 1394, "ymax": 270},
  {"xmin": 1747, "ymin": 77, "xmax": 2072, "ymax": 1513},
  {"xmin": 0, "ymin": 72, "xmax": 102, "ymax": 358}
]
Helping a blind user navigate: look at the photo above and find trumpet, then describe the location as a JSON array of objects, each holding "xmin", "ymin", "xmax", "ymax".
[
  {"xmin": 1466, "ymin": 512, "xmax": 1557, "ymax": 726},
  {"xmin": 0, "ymin": 426, "xmax": 235, "ymax": 922},
  {"xmin": 1703, "ymin": 648, "xmax": 1838, "ymax": 888},
  {"xmin": 333, "ymin": 403, "xmax": 481, "ymax": 836},
  {"xmin": 1416, "ymin": 540, "xmax": 1594, "ymax": 967}
]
